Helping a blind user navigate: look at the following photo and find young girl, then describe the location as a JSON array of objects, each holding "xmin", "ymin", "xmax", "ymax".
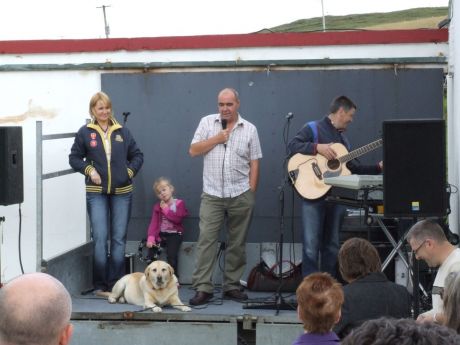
[{"xmin": 146, "ymin": 177, "xmax": 188, "ymax": 278}]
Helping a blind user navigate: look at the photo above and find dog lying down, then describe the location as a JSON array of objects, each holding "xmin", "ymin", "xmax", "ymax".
[{"xmin": 98, "ymin": 260, "xmax": 191, "ymax": 313}]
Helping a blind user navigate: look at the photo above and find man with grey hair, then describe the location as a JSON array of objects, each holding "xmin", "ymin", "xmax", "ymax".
[
  {"xmin": 189, "ymin": 88, "xmax": 262, "ymax": 305},
  {"xmin": 407, "ymin": 219, "xmax": 460, "ymax": 324},
  {"xmin": 0, "ymin": 272, "xmax": 73, "ymax": 345}
]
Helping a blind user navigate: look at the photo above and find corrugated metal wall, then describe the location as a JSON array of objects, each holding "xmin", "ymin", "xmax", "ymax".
[{"xmin": 101, "ymin": 68, "xmax": 444, "ymax": 243}]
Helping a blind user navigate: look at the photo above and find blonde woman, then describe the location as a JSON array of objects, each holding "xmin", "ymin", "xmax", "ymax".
[{"xmin": 69, "ymin": 91, "xmax": 143, "ymax": 292}]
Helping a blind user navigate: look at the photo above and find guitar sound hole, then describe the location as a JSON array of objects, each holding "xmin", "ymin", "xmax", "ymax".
[{"xmin": 327, "ymin": 159, "xmax": 340, "ymax": 170}]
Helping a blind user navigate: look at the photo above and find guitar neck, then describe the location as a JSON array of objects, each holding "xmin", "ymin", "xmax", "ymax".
[{"xmin": 339, "ymin": 139, "xmax": 383, "ymax": 163}]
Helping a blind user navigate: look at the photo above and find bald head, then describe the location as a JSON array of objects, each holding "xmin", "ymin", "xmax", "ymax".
[{"xmin": 0, "ymin": 273, "xmax": 73, "ymax": 345}]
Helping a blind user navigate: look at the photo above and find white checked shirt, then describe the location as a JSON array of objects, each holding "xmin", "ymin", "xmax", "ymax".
[{"xmin": 191, "ymin": 113, "xmax": 263, "ymax": 198}]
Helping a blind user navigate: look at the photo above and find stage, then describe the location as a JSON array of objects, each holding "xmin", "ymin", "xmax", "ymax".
[
  {"xmin": 70, "ymin": 287, "xmax": 301, "ymax": 345},
  {"xmin": 40, "ymin": 240, "xmax": 303, "ymax": 344},
  {"xmin": 43, "ymin": 229, "xmax": 419, "ymax": 344}
]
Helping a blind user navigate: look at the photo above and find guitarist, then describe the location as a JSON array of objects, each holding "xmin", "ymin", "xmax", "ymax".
[{"xmin": 288, "ymin": 95, "xmax": 383, "ymax": 278}]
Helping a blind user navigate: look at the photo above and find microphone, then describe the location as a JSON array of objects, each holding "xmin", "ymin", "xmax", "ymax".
[
  {"xmin": 286, "ymin": 112, "xmax": 294, "ymax": 120},
  {"xmin": 221, "ymin": 119, "xmax": 227, "ymax": 148}
]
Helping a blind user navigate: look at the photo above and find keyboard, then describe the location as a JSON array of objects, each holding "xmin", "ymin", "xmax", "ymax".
[{"xmin": 324, "ymin": 174, "xmax": 383, "ymax": 190}]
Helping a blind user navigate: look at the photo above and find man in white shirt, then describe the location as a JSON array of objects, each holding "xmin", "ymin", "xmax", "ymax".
[
  {"xmin": 407, "ymin": 219, "xmax": 460, "ymax": 323},
  {"xmin": 188, "ymin": 88, "xmax": 262, "ymax": 305}
]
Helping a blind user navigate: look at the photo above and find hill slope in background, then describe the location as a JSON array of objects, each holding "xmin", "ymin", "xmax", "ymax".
[{"xmin": 269, "ymin": 7, "xmax": 448, "ymax": 32}]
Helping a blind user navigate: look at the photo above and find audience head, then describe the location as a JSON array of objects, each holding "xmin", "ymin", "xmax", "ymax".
[
  {"xmin": 0, "ymin": 272, "xmax": 73, "ymax": 345},
  {"xmin": 443, "ymin": 271, "xmax": 460, "ymax": 333},
  {"xmin": 296, "ymin": 272, "xmax": 344, "ymax": 333},
  {"xmin": 407, "ymin": 219, "xmax": 450, "ymax": 267},
  {"xmin": 342, "ymin": 317, "xmax": 460, "ymax": 345},
  {"xmin": 338, "ymin": 237, "xmax": 381, "ymax": 283}
]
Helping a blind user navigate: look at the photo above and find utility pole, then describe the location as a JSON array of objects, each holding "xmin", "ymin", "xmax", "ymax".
[
  {"xmin": 321, "ymin": 0, "xmax": 326, "ymax": 32},
  {"xmin": 97, "ymin": 5, "xmax": 111, "ymax": 38}
]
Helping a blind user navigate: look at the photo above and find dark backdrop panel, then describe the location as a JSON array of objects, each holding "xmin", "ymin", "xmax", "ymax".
[{"xmin": 101, "ymin": 68, "xmax": 444, "ymax": 242}]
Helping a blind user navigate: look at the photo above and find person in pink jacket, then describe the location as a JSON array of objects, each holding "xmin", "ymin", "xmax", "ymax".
[{"xmin": 146, "ymin": 177, "xmax": 188, "ymax": 279}]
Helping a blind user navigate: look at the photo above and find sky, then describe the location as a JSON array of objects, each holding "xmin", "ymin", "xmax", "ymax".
[{"xmin": 0, "ymin": 0, "xmax": 449, "ymax": 41}]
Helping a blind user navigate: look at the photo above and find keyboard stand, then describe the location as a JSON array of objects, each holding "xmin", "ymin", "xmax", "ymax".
[
  {"xmin": 371, "ymin": 214, "xmax": 428, "ymax": 298},
  {"xmin": 326, "ymin": 194, "xmax": 429, "ymax": 305}
]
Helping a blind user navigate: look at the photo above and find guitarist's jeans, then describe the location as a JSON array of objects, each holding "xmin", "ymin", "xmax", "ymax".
[{"xmin": 301, "ymin": 198, "xmax": 347, "ymax": 277}]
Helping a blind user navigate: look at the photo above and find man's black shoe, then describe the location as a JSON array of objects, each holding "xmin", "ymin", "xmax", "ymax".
[
  {"xmin": 189, "ymin": 291, "xmax": 213, "ymax": 306},
  {"xmin": 224, "ymin": 289, "xmax": 248, "ymax": 301}
]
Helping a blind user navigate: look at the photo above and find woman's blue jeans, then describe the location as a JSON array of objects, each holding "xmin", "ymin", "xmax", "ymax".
[
  {"xmin": 301, "ymin": 198, "xmax": 347, "ymax": 277},
  {"xmin": 86, "ymin": 192, "xmax": 132, "ymax": 290}
]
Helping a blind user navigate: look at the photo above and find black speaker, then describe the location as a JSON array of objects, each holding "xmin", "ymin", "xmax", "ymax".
[
  {"xmin": 0, "ymin": 127, "xmax": 24, "ymax": 206},
  {"xmin": 383, "ymin": 119, "xmax": 446, "ymax": 217}
]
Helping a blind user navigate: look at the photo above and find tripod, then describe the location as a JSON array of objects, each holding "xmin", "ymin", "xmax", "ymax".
[{"xmin": 244, "ymin": 113, "xmax": 297, "ymax": 314}]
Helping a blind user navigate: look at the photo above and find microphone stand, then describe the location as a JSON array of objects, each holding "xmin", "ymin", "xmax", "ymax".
[
  {"xmin": 0, "ymin": 216, "xmax": 4, "ymax": 287},
  {"xmin": 244, "ymin": 113, "xmax": 297, "ymax": 314},
  {"xmin": 122, "ymin": 112, "xmax": 131, "ymax": 126}
]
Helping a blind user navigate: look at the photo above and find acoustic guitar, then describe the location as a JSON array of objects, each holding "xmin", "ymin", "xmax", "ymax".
[{"xmin": 287, "ymin": 139, "xmax": 382, "ymax": 200}]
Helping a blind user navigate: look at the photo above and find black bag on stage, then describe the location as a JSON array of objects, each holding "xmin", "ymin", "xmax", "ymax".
[{"xmin": 247, "ymin": 261, "xmax": 302, "ymax": 292}]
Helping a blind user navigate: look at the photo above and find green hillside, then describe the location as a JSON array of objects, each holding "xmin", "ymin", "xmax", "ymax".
[{"xmin": 269, "ymin": 7, "xmax": 448, "ymax": 32}]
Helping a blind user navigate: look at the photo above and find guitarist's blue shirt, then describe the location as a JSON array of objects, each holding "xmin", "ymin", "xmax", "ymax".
[{"xmin": 288, "ymin": 116, "xmax": 380, "ymax": 175}]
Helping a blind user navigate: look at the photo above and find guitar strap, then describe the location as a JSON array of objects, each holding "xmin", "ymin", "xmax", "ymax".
[
  {"xmin": 340, "ymin": 132, "xmax": 351, "ymax": 151},
  {"xmin": 308, "ymin": 120, "xmax": 351, "ymax": 151},
  {"xmin": 307, "ymin": 121, "xmax": 318, "ymax": 143}
]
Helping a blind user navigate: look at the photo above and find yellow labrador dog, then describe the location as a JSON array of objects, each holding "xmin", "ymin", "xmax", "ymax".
[{"xmin": 99, "ymin": 260, "xmax": 191, "ymax": 313}]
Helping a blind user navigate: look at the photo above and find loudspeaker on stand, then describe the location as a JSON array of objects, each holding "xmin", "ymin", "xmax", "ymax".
[{"xmin": 0, "ymin": 126, "xmax": 24, "ymax": 206}]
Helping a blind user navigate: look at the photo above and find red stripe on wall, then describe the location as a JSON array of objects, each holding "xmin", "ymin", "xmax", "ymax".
[{"xmin": 0, "ymin": 29, "xmax": 448, "ymax": 55}]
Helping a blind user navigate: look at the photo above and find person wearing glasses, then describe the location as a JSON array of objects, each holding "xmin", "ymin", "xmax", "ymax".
[{"xmin": 407, "ymin": 219, "xmax": 460, "ymax": 324}]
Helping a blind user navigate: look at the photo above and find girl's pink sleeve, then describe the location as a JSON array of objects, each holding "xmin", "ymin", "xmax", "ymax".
[
  {"xmin": 162, "ymin": 199, "xmax": 188, "ymax": 224},
  {"xmin": 146, "ymin": 203, "xmax": 161, "ymax": 242}
]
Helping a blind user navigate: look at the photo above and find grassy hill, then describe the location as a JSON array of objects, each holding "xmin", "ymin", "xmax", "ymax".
[{"xmin": 269, "ymin": 7, "xmax": 448, "ymax": 32}]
